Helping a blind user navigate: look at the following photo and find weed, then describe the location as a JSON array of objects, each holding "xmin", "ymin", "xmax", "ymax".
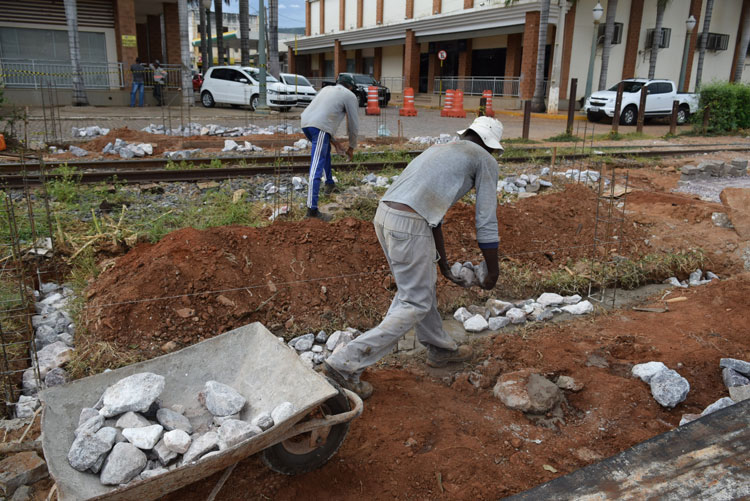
[
  {"xmin": 546, "ymin": 132, "xmax": 581, "ymax": 142},
  {"xmin": 47, "ymin": 164, "xmax": 82, "ymax": 204}
]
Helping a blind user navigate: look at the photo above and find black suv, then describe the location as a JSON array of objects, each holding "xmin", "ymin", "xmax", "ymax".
[{"xmin": 323, "ymin": 73, "xmax": 391, "ymax": 107}]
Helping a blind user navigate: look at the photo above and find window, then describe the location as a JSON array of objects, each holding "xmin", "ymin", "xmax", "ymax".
[
  {"xmin": 645, "ymin": 27, "xmax": 671, "ymax": 49},
  {"xmin": 226, "ymin": 69, "xmax": 246, "ymax": 82},
  {"xmin": 597, "ymin": 22, "xmax": 623, "ymax": 45},
  {"xmin": 608, "ymin": 81, "xmax": 644, "ymax": 93},
  {"xmin": 0, "ymin": 27, "xmax": 106, "ymax": 61},
  {"xmin": 700, "ymin": 33, "xmax": 730, "ymax": 51},
  {"xmin": 210, "ymin": 68, "xmax": 229, "ymax": 80}
]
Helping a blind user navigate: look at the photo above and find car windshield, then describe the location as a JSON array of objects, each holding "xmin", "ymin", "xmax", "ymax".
[
  {"xmin": 354, "ymin": 74, "xmax": 376, "ymax": 85},
  {"xmin": 243, "ymin": 68, "xmax": 278, "ymax": 82},
  {"xmin": 608, "ymin": 81, "xmax": 644, "ymax": 93},
  {"xmin": 284, "ymin": 75, "xmax": 312, "ymax": 87}
]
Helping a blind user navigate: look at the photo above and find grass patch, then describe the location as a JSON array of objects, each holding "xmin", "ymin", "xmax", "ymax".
[
  {"xmin": 66, "ymin": 338, "xmax": 144, "ymax": 380},
  {"xmin": 503, "ymin": 137, "xmax": 540, "ymax": 145},
  {"xmin": 546, "ymin": 132, "xmax": 581, "ymax": 142}
]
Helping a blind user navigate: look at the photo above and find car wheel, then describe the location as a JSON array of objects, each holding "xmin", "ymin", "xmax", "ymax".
[
  {"xmin": 201, "ymin": 91, "xmax": 215, "ymax": 108},
  {"xmin": 587, "ymin": 110, "xmax": 602, "ymax": 123},
  {"xmin": 620, "ymin": 105, "xmax": 637, "ymax": 126},
  {"xmin": 250, "ymin": 94, "xmax": 259, "ymax": 111},
  {"xmin": 677, "ymin": 105, "xmax": 690, "ymax": 125}
]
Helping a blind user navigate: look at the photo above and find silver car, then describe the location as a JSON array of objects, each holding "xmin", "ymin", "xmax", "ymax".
[{"xmin": 279, "ymin": 73, "xmax": 317, "ymax": 107}]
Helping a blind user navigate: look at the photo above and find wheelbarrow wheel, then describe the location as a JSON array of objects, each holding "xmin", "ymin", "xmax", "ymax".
[{"xmin": 261, "ymin": 378, "xmax": 351, "ymax": 475}]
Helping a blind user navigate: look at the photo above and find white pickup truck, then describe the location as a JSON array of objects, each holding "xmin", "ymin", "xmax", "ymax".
[{"xmin": 584, "ymin": 79, "xmax": 700, "ymax": 125}]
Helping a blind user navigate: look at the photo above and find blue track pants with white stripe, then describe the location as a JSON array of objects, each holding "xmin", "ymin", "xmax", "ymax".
[{"xmin": 303, "ymin": 127, "xmax": 335, "ymax": 210}]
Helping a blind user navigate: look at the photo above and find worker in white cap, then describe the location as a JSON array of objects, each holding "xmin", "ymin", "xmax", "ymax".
[{"xmin": 325, "ymin": 116, "xmax": 504, "ymax": 399}]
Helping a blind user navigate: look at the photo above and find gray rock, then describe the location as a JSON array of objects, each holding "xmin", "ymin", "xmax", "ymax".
[
  {"xmin": 218, "ymin": 419, "xmax": 262, "ymax": 449},
  {"xmin": 561, "ymin": 300, "xmax": 593, "ymax": 315},
  {"xmin": 474, "ymin": 261, "xmax": 488, "ymax": 285},
  {"xmin": 139, "ymin": 467, "xmax": 168, "ymax": 481},
  {"xmin": 181, "ymin": 432, "xmax": 220, "ymax": 464},
  {"xmin": 204, "ymin": 381, "xmax": 246, "ymax": 417},
  {"xmin": 35, "ymin": 324, "xmax": 58, "ymax": 349},
  {"xmin": 299, "ymin": 351, "xmax": 315, "ymax": 367},
  {"xmin": 271, "ymin": 402, "xmax": 295, "ymax": 425},
  {"xmin": 505, "ymin": 308, "xmax": 527, "ymax": 324},
  {"xmin": 156, "ymin": 408, "xmax": 193, "ymax": 433},
  {"xmin": 536, "ymin": 293, "xmax": 563, "ymax": 307},
  {"xmin": 45, "ymin": 367, "xmax": 69, "ymax": 387},
  {"xmin": 450, "ymin": 262, "xmax": 463, "ymax": 277},
  {"xmin": 100, "ymin": 372, "xmax": 165, "ymax": 418},
  {"xmin": 222, "ymin": 139, "xmax": 238, "ymax": 152},
  {"xmin": 100, "ymin": 442, "xmax": 147, "ymax": 485},
  {"xmin": 458, "ymin": 266, "xmax": 476, "ymax": 286},
  {"xmin": 632, "ymin": 361, "xmax": 669, "ymax": 383},
  {"xmin": 67, "ymin": 432, "xmax": 112, "ymax": 472},
  {"xmin": 722, "ymin": 368, "xmax": 750, "ymax": 388},
  {"xmin": 325, "ymin": 331, "xmax": 352, "ymax": 351},
  {"xmin": 649, "ymin": 369, "xmax": 690, "ymax": 408},
  {"xmin": 69, "ymin": 146, "xmax": 89, "ymax": 157},
  {"xmin": 486, "ymin": 299, "xmax": 513, "ymax": 316},
  {"xmin": 56, "ymin": 332, "xmax": 74, "ymax": 347},
  {"xmin": 463, "ymin": 314, "xmax": 489, "ymax": 333},
  {"xmin": 706, "ymin": 271, "xmax": 719, "ymax": 280},
  {"xmin": 122, "ymin": 424, "xmax": 163, "ymax": 450},
  {"xmin": 488, "ymin": 316, "xmax": 510, "ymax": 330},
  {"xmin": 153, "ymin": 438, "xmax": 178, "ymax": 466},
  {"xmin": 526, "ymin": 374, "xmax": 563, "ymax": 414},
  {"xmin": 664, "ymin": 276, "xmax": 688, "ymax": 288},
  {"xmin": 556, "ymin": 375, "xmax": 584, "ymax": 391},
  {"xmin": 529, "ymin": 308, "xmax": 554, "ymax": 322},
  {"xmin": 315, "ymin": 331, "xmax": 328, "ymax": 343},
  {"xmin": 212, "ymin": 413, "xmax": 240, "ymax": 427},
  {"xmin": 95, "ymin": 427, "xmax": 118, "ymax": 448},
  {"xmin": 720, "ymin": 358, "xmax": 750, "ymax": 377},
  {"xmin": 453, "ymin": 307, "xmax": 472, "ymax": 323},
  {"xmin": 75, "ymin": 414, "xmax": 104, "ymax": 437},
  {"xmin": 36, "ymin": 341, "xmax": 74, "ymax": 378},
  {"xmin": 293, "ymin": 333, "xmax": 315, "ymax": 352},
  {"xmin": 78, "ymin": 408, "xmax": 100, "ymax": 427},
  {"xmin": 729, "ymin": 385, "xmax": 750, "ymax": 402},
  {"xmin": 467, "ymin": 305, "xmax": 491, "ymax": 319},
  {"xmin": 688, "ymin": 269, "xmax": 703, "ymax": 286},
  {"xmin": 116, "ymin": 412, "xmax": 151, "ymax": 429},
  {"xmin": 251, "ymin": 412, "xmax": 274, "ymax": 431},
  {"xmin": 163, "ymin": 429, "xmax": 191, "ymax": 454},
  {"xmin": 313, "ymin": 353, "xmax": 327, "ymax": 364},
  {"xmin": 119, "ymin": 147, "xmax": 135, "ymax": 159},
  {"xmin": 701, "ymin": 397, "xmax": 735, "ymax": 416},
  {"xmin": 14, "ymin": 396, "xmax": 39, "ymax": 419},
  {"xmin": 311, "ymin": 345, "xmax": 324, "ymax": 353}
]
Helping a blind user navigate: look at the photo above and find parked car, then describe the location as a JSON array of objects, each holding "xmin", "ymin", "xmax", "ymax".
[
  {"xmin": 584, "ymin": 79, "xmax": 699, "ymax": 125},
  {"xmin": 192, "ymin": 71, "xmax": 203, "ymax": 93},
  {"xmin": 199, "ymin": 66, "xmax": 296, "ymax": 111},
  {"xmin": 324, "ymin": 73, "xmax": 391, "ymax": 107},
  {"xmin": 279, "ymin": 73, "xmax": 317, "ymax": 106}
]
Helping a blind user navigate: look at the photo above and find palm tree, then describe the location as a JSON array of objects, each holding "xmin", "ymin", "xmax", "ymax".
[
  {"xmin": 268, "ymin": 0, "xmax": 280, "ymax": 77},
  {"xmin": 648, "ymin": 0, "xmax": 668, "ymax": 79},
  {"xmin": 240, "ymin": 0, "xmax": 250, "ymax": 66},
  {"xmin": 206, "ymin": 5, "xmax": 213, "ymax": 68},
  {"xmin": 63, "ymin": 0, "xmax": 88, "ymax": 105},
  {"xmin": 178, "ymin": 0, "xmax": 192, "ymax": 107},
  {"xmin": 199, "ymin": 4, "xmax": 208, "ymax": 72},
  {"xmin": 214, "ymin": 0, "xmax": 225, "ymax": 64},
  {"xmin": 530, "ymin": 0, "xmax": 550, "ymax": 112},
  {"xmin": 735, "ymin": 0, "xmax": 750, "ymax": 81},
  {"xmin": 695, "ymin": 0, "xmax": 715, "ymax": 88},
  {"xmin": 597, "ymin": 0, "xmax": 618, "ymax": 90}
]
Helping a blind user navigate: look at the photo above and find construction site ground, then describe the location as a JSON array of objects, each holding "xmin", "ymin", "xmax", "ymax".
[{"xmin": 4, "ymin": 110, "xmax": 750, "ymax": 499}]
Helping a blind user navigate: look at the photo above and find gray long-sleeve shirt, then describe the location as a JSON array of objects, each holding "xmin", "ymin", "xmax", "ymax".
[
  {"xmin": 382, "ymin": 140, "xmax": 500, "ymax": 248},
  {"xmin": 300, "ymin": 84, "xmax": 359, "ymax": 148}
]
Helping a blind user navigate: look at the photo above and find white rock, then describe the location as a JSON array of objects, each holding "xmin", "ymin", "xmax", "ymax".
[
  {"xmin": 251, "ymin": 412, "xmax": 274, "ymax": 431},
  {"xmin": 203, "ymin": 381, "xmax": 246, "ymax": 417},
  {"xmin": 463, "ymin": 314, "xmax": 489, "ymax": 333},
  {"xmin": 99, "ymin": 373, "xmax": 165, "ymax": 418},
  {"xmin": 270, "ymin": 402, "xmax": 295, "ymax": 425},
  {"xmin": 474, "ymin": 261, "xmax": 488, "ymax": 285},
  {"xmin": 486, "ymin": 299, "xmax": 513, "ymax": 316},
  {"xmin": 218, "ymin": 419, "xmax": 262, "ymax": 449},
  {"xmin": 561, "ymin": 300, "xmax": 593, "ymax": 315},
  {"xmin": 664, "ymin": 277, "xmax": 688, "ymax": 288},
  {"xmin": 182, "ymin": 431, "xmax": 220, "ymax": 464},
  {"xmin": 36, "ymin": 341, "xmax": 74, "ymax": 378},
  {"xmin": 488, "ymin": 316, "xmax": 510, "ymax": 330},
  {"xmin": 100, "ymin": 442, "xmax": 147, "ymax": 485},
  {"xmin": 299, "ymin": 351, "xmax": 315, "ymax": 367},
  {"xmin": 153, "ymin": 438, "xmax": 178, "ymax": 465},
  {"xmin": 222, "ymin": 139, "xmax": 238, "ymax": 152},
  {"xmin": 562, "ymin": 294, "xmax": 582, "ymax": 304},
  {"xmin": 139, "ymin": 143, "xmax": 153, "ymax": 155},
  {"xmin": 453, "ymin": 307, "xmax": 472, "ymax": 323},
  {"xmin": 163, "ymin": 429, "xmax": 191, "ymax": 454},
  {"xmin": 450, "ymin": 262, "xmax": 463, "ymax": 277},
  {"xmin": 632, "ymin": 362, "xmax": 668, "ymax": 383},
  {"xmin": 115, "ymin": 412, "xmax": 151, "ymax": 429},
  {"xmin": 156, "ymin": 408, "xmax": 193, "ymax": 433},
  {"xmin": 505, "ymin": 308, "xmax": 527, "ymax": 324},
  {"xmin": 458, "ymin": 266, "xmax": 476, "ymax": 287},
  {"xmin": 122, "ymin": 424, "xmax": 163, "ymax": 450},
  {"xmin": 537, "ymin": 293, "xmax": 564, "ymax": 307}
]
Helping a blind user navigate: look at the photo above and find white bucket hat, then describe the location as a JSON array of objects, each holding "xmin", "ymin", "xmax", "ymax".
[{"xmin": 457, "ymin": 116, "xmax": 504, "ymax": 151}]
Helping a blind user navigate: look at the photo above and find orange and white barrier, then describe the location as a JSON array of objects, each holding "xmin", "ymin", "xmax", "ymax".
[
  {"xmin": 399, "ymin": 87, "xmax": 418, "ymax": 117},
  {"xmin": 447, "ymin": 89, "xmax": 466, "ymax": 118},
  {"xmin": 482, "ymin": 90, "xmax": 496, "ymax": 117},
  {"xmin": 365, "ymin": 86, "xmax": 380, "ymax": 116},
  {"xmin": 440, "ymin": 89, "xmax": 455, "ymax": 117}
]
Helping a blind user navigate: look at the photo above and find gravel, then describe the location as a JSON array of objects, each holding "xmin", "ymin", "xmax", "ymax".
[{"xmin": 674, "ymin": 177, "xmax": 750, "ymax": 203}]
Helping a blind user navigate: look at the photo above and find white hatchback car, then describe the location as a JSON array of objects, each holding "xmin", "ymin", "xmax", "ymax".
[
  {"xmin": 279, "ymin": 73, "xmax": 317, "ymax": 106},
  {"xmin": 200, "ymin": 66, "xmax": 296, "ymax": 111}
]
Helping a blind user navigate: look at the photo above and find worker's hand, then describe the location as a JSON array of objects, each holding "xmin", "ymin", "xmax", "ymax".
[
  {"xmin": 439, "ymin": 263, "xmax": 471, "ymax": 288},
  {"xmin": 345, "ymin": 146, "xmax": 354, "ymax": 161},
  {"xmin": 331, "ymin": 140, "xmax": 346, "ymax": 155}
]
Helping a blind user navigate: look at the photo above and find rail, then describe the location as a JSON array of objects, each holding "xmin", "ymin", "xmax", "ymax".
[
  {"xmin": 0, "ymin": 58, "xmax": 123, "ymax": 89},
  {"xmin": 431, "ymin": 77, "xmax": 550, "ymax": 98}
]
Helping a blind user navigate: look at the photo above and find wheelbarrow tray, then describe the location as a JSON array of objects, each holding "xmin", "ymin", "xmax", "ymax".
[{"xmin": 40, "ymin": 322, "xmax": 340, "ymax": 501}]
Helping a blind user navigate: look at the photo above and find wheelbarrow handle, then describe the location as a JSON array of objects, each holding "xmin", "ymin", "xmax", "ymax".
[{"xmin": 280, "ymin": 388, "xmax": 364, "ymax": 440}]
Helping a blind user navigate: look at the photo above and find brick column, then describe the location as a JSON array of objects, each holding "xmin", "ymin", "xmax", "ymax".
[
  {"xmin": 427, "ymin": 53, "xmax": 436, "ymax": 93},
  {"xmin": 458, "ymin": 39, "xmax": 472, "ymax": 77},
  {"xmin": 340, "ymin": 0, "xmax": 346, "ymax": 30},
  {"xmin": 306, "ymin": 0, "xmax": 311, "ymax": 36},
  {"xmin": 334, "ymin": 40, "xmax": 345, "ymax": 75},
  {"xmin": 377, "ymin": 0, "xmax": 383, "ymax": 24},
  {"xmin": 560, "ymin": 1, "xmax": 576, "ymax": 100},
  {"xmin": 163, "ymin": 2, "xmax": 181, "ymax": 65},
  {"xmin": 731, "ymin": 0, "xmax": 750, "ymax": 81},
  {"xmin": 355, "ymin": 49, "xmax": 363, "ymax": 73},
  {"xmin": 406, "ymin": 0, "xmax": 414, "ymax": 19},
  {"xmin": 404, "ymin": 30, "xmax": 420, "ymax": 90},
  {"xmin": 357, "ymin": 0, "xmax": 363, "ymax": 27},
  {"xmin": 288, "ymin": 46, "xmax": 296, "ymax": 73},
  {"xmin": 114, "ymin": 0, "xmax": 137, "ymax": 84},
  {"xmin": 505, "ymin": 33, "xmax": 522, "ymax": 77},
  {"xmin": 320, "ymin": 0, "xmax": 325, "ymax": 34},
  {"xmin": 621, "ymin": 0, "xmax": 643, "ymax": 79},
  {"xmin": 520, "ymin": 11, "xmax": 540, "ymax": 100},
  {"xmin": 683, "ymin": 0, "xmax": 703, "ymax": 92},
  {"xmin": 374, "ymin": 47, "xmax": 382, "ymax": 80},
  {"xmin": 464, "ymin": 0, "xmax": 474, "ymax": 8},
  {"xmin": 546, "ymin": 24, "xmax": 555, "ymax": 80},
  {"xmin": 433, "ymin": 0, "xmax": 441, "ymax": 15}
]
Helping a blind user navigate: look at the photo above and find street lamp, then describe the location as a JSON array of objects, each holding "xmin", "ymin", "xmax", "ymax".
[
  {"xmin": 585, "ymin": 2, "xmax": 604, "ymax": 99},
  {"xmin": 678, "ymin": 15, "xmax": 697, "ymax": 92}
]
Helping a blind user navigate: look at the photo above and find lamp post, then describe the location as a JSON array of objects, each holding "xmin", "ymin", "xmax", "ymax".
[
  {"xmin": 678, "ymin": 15, "xmax": 697, "ymax": 92},
  {"xmin": 585, "ymin": 2, "xmax": 604, "ymax": 99}
]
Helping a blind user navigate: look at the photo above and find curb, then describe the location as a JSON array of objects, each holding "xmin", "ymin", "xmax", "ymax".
[{"xmin": 411, "ymin": 104, "xmax": 588, "ymax": 121}]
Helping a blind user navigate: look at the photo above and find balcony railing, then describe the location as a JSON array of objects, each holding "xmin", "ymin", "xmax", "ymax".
[
  {"xmin": 433, "ymin": 77, "xmax": 521, "ymax": 97},
  {"xmin": 0, "ymin": 59, "xmax": 123, "ymax": 89}
]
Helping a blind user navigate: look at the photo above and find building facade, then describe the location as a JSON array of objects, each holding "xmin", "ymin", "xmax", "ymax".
[{"xmin": 288, "ymin": 0, "xmax": 750, "ymax": 106}]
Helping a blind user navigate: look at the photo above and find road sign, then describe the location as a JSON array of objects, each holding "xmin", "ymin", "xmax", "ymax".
[{"xmin": 438, "ymin": 50, "xmax": 447, "ymax": 61}]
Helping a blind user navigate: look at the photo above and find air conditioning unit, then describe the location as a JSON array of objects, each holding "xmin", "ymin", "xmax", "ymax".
[
  {"xmin": 597, "ymin": 22, "xmax": 623, "ymax": 45},
  {"xmin": 701, "ymin": 32, "xmax": 730, "ymax": 51},
  {"xmin": 645, "ymin": 27, "xmax": 671, "ymax": 49}
]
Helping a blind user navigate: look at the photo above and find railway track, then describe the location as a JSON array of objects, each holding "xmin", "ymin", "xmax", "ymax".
[{"xmin": 1, "ymin": 144, "xmax": 749, "ymax": 189}]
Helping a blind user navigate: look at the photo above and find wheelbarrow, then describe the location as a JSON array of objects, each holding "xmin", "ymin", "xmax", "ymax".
[{"xmin": 40, "ymin": 322, "xmax": 363, "ymax": 501}]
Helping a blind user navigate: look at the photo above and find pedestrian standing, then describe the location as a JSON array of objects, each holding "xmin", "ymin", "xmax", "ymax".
[
  {"xmin": 300, "ymin": 74, "xmax": 359, "ymax": 220},
  {"xmin": 324, "ymin": 117, "xmax": 505, "ymax": 400},
  {"xmin": 130, "ymin": 57, "xmax": 145, "ymax": 107},
  {"xmin": 151, "ymin": 60, "xmax": 167, "ymax": 106}
]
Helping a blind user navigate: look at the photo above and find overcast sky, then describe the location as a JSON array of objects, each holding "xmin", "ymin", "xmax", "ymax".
[{"xmin": 220, "ymin": 0, "xmax": 305, "ymax": 29}]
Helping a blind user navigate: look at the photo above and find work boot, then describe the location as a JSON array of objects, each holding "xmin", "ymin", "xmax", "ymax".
[
  {"xmin": 426, "ymin": 344, "xmax": 474, "ymax": 368},
  {"xmin": 323, "ymin": 362, "xmax": 374, "ymax": 400},
  {"xmin": 322, "ymin": 183, "xmax": 340, "ymax": 195},
  {"xmin": 305, "ymin": 207, "xmax": 332, "ymax": 222}
]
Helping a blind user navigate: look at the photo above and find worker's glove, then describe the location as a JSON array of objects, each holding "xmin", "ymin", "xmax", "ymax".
[
  {"xmin": 440, "ymin": 263, "xmax": 473, "ymax": 288},
  {"xmin": 345, "ymin": 146, "xmax": 354, "ymax": 161}
]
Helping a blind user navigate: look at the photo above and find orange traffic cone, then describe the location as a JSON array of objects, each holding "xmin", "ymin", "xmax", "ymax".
[
  {"xmin": 365, "ymin": 86, "xmax": 381, "ymax": 115},
  {"xmin": 440, "ymin": 90, "xmax": 454, "ymax": 117},
  {"xmin": 0, "ymin": 134, "xmax": 5, "ymax": 152},
  {"xmin": 482, "ymin": 90, "xmax": 496, "ymax": 117},
  {"xmin": 449, "ymin": 89, "xmax": 466, "ymax": 118},
  {"xmin": 399, "ymin": 87, "xmax": 418, "ymax": 117}
]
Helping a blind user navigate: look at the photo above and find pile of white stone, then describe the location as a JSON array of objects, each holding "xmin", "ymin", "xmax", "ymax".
[
  {"xmin": 102, "ymin": 139, "xmax": 154, "ymax": 159},
  {"xmin": 163, "ymin": 149, "xmax": 201, "ymax": 160},
  {"xmin": 678, "ymin": 358, "xmax": 750, "ymax": 426},
  {"xmin": 71, "ymin": 126, "xmax": 110, "ymax": 138},
  {"xmin": 663, "ymin": 269, "xmax": 718, "ymax": 288},
  {"xmin": 632, "ymin": 362, "xmax": 690, "ymax": 408},
  {"xmin": 17, "ymin": 282, "xmax": 76, "ymax": 418},
  {"xmin": 454, "ymin": 292, "xmax": 592, "ymax": 334},
  {"xmin": 287, "ymin": 328, "xmax": 361, "ymax": 368},
  {"xmin": 408, "ymin": 134, "xmax": 456, "ymax": 145},
  {"xmin": 497, "ymin": 174, "xmax": 552, "ymax": 195},
  {"xmin": 141, "ymin": 123, "xmax": 300, "ymax": 137},
  {"xmin": 361, "ymin": 173, "xmax": 397, "ymax": 188},
  {"xmin": 281, "ymin": 139, "xmax": 310, "ymax": 153},
  {"xmin": 221, "ymin": 139, "xmax": 263, "ymax": 153},
  {"xmin": 552, "ymin": 169, "xmax": 601, "ymax": 184},
  {"xmin": 67, "ymin": 373, "xmax": 295, "ymax": 486}
]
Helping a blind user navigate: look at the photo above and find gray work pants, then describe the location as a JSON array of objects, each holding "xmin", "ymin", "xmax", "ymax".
[{"xmin": 326, "ymin": 202, "xmax": 458, "ymax": 381}]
